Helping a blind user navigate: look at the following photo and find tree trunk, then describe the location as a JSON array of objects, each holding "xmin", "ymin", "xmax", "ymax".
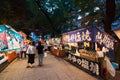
[
  {"xmin": 104, "ymin": 0, "xmax": 115, "ymax": 34},
  {"xmin": 35, "ymin": 0, "xmax": 56, "ymax": 37}
]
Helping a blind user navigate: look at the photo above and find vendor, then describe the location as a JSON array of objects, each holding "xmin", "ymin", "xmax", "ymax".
[{"xmin": 96, "ymin": 47, "xmax": 104, "ymax": 58}]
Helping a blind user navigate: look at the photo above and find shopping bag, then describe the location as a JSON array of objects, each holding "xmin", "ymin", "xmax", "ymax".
[{"xmin": 44, "ymin": 52, "xmax": 47, "ymax": 57}]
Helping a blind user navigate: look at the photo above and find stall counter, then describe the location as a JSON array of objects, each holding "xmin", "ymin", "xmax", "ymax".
[
  {"xmin": 52, "ymin": 49, "xmax": 65, "ymax": 57},
  {"xmin": 5, "ymin": 51, "xmax": 17, "ymax": 62}
]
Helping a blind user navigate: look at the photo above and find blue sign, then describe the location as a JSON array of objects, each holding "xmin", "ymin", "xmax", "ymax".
[
  {"xmin": 62, "ymin": 27, "xmax": 114, "ymax": 50},
  {"xmin": 94, "ymin": 28, "xmax": 114, "ymax": 50},
  {"xmin": 65, "ymin": 28, "xmax": 93, "ymax": 43}
]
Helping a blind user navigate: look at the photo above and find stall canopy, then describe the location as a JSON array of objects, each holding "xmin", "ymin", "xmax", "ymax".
[
  {"xmin": 0, "ymin": 25, "xmax": 23, "ymax": 51},
  {"xmin": 62, "ymin": 27, "xmax": 115, "ymax": 50},
  {"xmin": 18, "ymin": 31, "xmax": 27, "ymax": 43}
]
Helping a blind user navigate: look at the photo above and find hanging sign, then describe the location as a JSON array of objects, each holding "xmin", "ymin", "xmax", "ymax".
[
  {"xmin": 63, "ymin": 28, "xmax": 93, "ymax": 43},
  {"xmin": 62, "ymin": 27, "xmax": 114, "ymax": 50},
  {"xmin": 94, "ymin": 28, "xmax": 114, "ymax": 50}
]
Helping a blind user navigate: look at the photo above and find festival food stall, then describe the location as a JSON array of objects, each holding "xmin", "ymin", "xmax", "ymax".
[
  {"xmin": 0, "ymin": 25, "xmax": 23, "ymax": 71},
  {"xmin": 62, "ymin": 27, "xmax": 115, "ymax": 78},
  {"xmin": 49, "ymin": 38, "xmax": 65, "ymax": 57}
]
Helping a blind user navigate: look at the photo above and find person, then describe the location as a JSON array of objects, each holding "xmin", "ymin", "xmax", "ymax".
[
  {"xmin": 21, "ymin": 43, "xmax": 27, "ymax": 59},
  {"xmin": 18, "ymin": 44, "xmax": 23, "ymax": 60},
  {"xmin": 44, "ymin": 41, "xmax": 48, "ymax": 51},
  {"xmin": 16, "ymin": 49, "xmax": 21, "ymax": 60},
  {"xmin": 36, "ymin": 41, "xmax": 44, "ymax": 66},
  {"xmin": 43, "ymin": 41, "xmax": 48, "ymax": 57},
  {"xmin": 26, "ymin": 42, "xmax": 36, "ymax": 68}
]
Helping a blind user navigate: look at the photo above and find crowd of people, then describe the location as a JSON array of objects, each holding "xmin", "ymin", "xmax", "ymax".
[{"xmin": 17, "ymin": 40, "xmax": 48, "ymax": 68}]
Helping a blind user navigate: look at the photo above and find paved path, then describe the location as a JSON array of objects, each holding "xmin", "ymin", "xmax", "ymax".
[{"xmin": 0, "ymin": 53, "xmax": 99, "ymax": 80}]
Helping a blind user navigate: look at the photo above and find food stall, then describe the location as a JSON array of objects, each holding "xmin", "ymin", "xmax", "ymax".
[
  {"xmin": 0, "ymin": 25, "xmax": 23, "ymax": 71},
  {"xmin": 49, "ymin": 38, "xmax": 65, "ymax": 57},
  {"xmin": 62, "ymin": 27, "xmax": 115, "ymax": 78}
]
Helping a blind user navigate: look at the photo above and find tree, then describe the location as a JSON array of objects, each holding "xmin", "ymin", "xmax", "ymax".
[
  {"xmin": 0, "ymin": 0, "xmax": 119, "ymax": 39},
  {"xmin": 35, "ymin": 0, "xmax": 74, "ymax": 37},
  {"xmin": 0, "ymin": 0, "xmax": 28, "ymax": 24},
  {"xmin": 104, "ymin": 0, "xmax": 115, "ymax": 33}
]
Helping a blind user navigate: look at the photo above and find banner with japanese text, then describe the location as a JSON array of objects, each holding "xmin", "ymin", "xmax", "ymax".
[
  {"xmin": 0, "ymin": 31, "xmax": 8, "ymax": 50},
  {"xmin": 62, "ymin": 28, "xmax": 93, "ymax": 43},
  {"xmin": 62, "ymin": 27, "xmax": 114, "ymax": 50}
]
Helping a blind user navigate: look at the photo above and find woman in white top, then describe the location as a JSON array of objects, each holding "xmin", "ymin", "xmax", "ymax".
[{"xmin": 26, "ymin": 42, "xmax": 36, "ymax": 68}]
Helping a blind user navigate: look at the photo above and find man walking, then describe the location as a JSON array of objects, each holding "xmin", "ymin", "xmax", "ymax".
[{"xmin": 36, "ymin": 41, "xmax": 44, "ymax": 66}]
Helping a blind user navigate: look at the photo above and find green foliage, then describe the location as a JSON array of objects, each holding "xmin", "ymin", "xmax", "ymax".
[{"xmin": 0, "ymin": 0, "xmax": 119, "ymax": 38}]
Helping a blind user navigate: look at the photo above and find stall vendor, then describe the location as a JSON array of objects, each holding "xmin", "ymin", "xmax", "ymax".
[{"xmin": 96, "ymin": 46, "xmax": 103, "ymax": 58}]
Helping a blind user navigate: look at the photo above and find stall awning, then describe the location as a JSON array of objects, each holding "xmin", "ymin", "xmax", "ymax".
[{"xmin": 62, "ymin": 27, "xmax": 115, "ymax": 50}]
